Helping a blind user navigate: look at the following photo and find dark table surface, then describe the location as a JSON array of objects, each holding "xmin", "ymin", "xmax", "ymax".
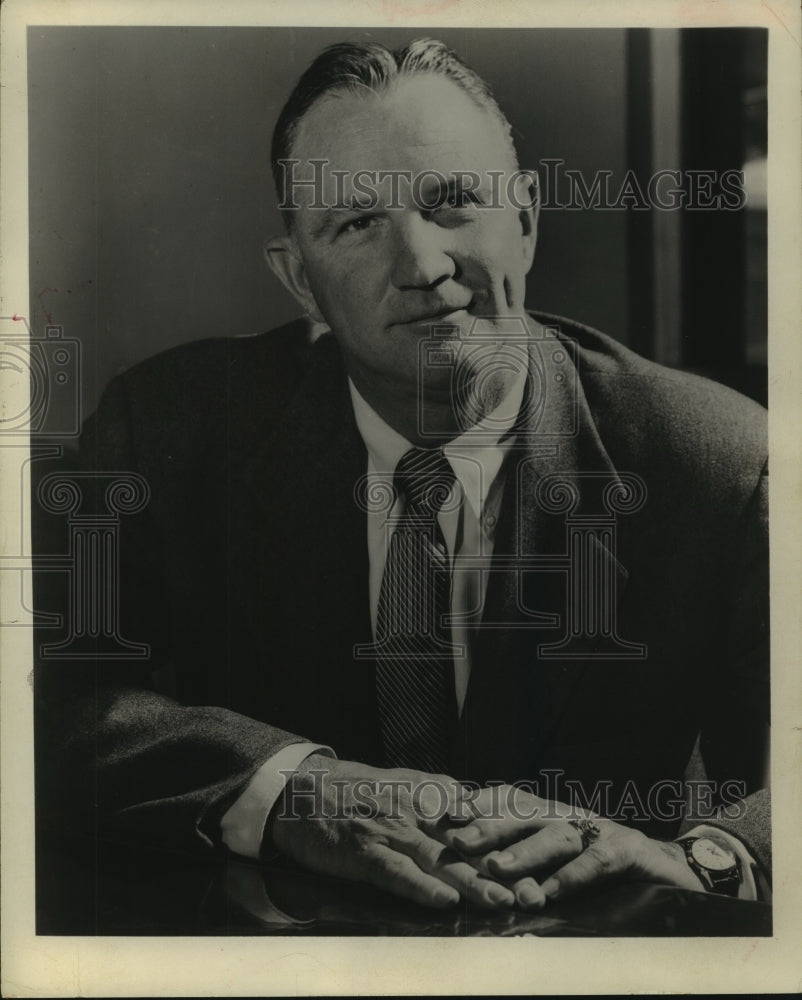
[{"xmin": 36, "ymin": 835, "xmax": 771, "ymax": 937}]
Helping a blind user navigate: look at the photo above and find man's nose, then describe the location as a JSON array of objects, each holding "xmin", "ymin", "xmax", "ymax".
[{"xmin": 391, "ymin": 215, "xmax": 456, "ymax": 290}]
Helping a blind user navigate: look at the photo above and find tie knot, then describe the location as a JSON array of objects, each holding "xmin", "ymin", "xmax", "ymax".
[{"xmin": 394, "ymin": 447, "xmax": 455, "ymax": 516}]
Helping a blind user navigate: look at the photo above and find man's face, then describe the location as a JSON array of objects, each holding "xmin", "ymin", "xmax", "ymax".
[{"xmin": 269, "ymin": 73, "xmax": 537, "ymax": 407}]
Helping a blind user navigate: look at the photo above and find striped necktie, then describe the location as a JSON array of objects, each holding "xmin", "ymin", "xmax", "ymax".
[{"xmin": 374, "ymin": 446, "xmax": 458, "ymax": 773}]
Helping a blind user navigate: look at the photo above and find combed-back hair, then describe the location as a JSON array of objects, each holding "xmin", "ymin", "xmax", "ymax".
[{"xmin": 271, "ymin": 37, "xmax": 518, "ymax": 226}]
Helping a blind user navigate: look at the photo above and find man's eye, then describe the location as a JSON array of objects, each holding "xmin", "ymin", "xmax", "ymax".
[
  {"xmin": 340, "ymin": 215, "xmax": 381, "ymax": 235},
  {"xmin": 419, "ymin": 189, "xmax": 481, "ymax": 224},
  {"xmin": 441, "ymin": 189, "xmax": 480, "ymax": 210}
]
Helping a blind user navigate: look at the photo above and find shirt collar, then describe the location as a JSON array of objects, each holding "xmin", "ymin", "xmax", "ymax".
[{"xmin": 348, "ymin": 364, "xmax": 526, "ymax": 520}]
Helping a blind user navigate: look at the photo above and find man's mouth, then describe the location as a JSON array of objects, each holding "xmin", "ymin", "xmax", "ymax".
[{"xmin": 399, "ymin": 299, "xmax": 476, "ymax": 327}]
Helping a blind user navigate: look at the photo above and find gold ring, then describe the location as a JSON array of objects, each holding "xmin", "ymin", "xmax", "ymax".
[{"xmin": 567, "ymin": 817, "xmax": 602, "ymax": 851}]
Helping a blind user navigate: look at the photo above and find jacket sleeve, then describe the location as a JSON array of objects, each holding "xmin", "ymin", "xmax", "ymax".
[
  {"xmin": 34, "ymin": 371, "xmax": 309, "ymax": 854},
  {"xmin": 695, "ymin": 462, "xmax": 771, "ymax": 879}
]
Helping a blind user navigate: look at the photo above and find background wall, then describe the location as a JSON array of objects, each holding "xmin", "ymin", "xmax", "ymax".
[{"xmin": 27, "ymin": 26, "xmax": 765, "ymax": 431}]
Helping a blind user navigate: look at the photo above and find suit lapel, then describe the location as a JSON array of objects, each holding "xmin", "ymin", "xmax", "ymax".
[{"xmin": 457, "ymin": 318, "xmax": 630, "ymax": 783}]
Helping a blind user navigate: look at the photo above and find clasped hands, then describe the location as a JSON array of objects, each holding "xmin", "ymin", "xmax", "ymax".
[{"xmin": 267, "ymin": 755, "xmax": 705, "ymax": 910}]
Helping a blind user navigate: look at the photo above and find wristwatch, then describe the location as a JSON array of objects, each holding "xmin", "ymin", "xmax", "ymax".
[{"xmin": 676, "ymin": 834, "xmax": 743, "ymax": 897}]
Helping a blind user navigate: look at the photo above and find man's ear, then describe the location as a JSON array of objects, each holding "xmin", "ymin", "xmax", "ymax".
[
  {"xmin": 513, "ymin": 170, "xmax": 540, "ymax": 274},
  {"xmin": 263, "ymin": 234, "xmax": 326, "ymax": 323}
]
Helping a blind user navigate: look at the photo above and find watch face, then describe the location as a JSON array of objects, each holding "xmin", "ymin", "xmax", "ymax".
[{"xmin": 691, "ymin": 837, "xmax": 737, "ymax": 871}]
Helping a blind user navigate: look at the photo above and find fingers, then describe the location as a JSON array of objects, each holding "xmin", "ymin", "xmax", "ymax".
[
  {"xmin": 447, "ymin": 806, "xmax": 577, "ymax": 857},
  {"xmin": 403, "ymin": 829, "xmax": 517, "ymax": 910},
  {"xmin": 365, "ymin": 830, "xmax": 546, "ymax": 911},
  {"xmin": 454, "ymin": 850, "xmax": 548, "ymax": 911},
  {"xmin": 511, "ymin": 876, "xmax": 547, "ymax": 911},
  {"xmin": 446, "ymin": 812, "xmax": 544, "ymax": 856},
  {"xmin": 540, "ymin": 840, "xmax": 624, "ymax": 902},
  {"xmin": 361, "ymin": 843, "xmax": 460, "ymax": 909},
  {"xmin": 483, "ymin": 822, "xmax": 584, "ymax": 880},
  {"xmin": 444, "ymin": 787, "xmax": 576, "ymax": 856},
  {"xmin": 537, "ymin": 827, "xmax": 697, "ymax": 902}
]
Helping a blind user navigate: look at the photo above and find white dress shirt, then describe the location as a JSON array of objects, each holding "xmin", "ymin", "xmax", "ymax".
[{"xmin": 350, "ymin": 371, "xmax": 526, "ymax": 714}]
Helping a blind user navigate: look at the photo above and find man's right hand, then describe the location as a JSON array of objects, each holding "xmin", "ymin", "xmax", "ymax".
[{"xmin": 266, "ymin": 754, "xmax": 516, "ymax": 910}]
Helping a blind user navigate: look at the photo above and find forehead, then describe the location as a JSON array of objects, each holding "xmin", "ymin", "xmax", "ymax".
[{"xmin": 290, "ymin": 73, "xmax": 510, "ymax": 178}]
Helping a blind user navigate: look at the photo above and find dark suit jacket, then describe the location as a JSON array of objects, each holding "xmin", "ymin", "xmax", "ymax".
[{"xmin": 34, "ymin": 313, "xmax": 770, "ymax": 873}]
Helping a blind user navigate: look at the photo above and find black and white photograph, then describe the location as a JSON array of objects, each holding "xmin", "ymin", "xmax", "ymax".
[{"xmin": 2, "ymin": 0, "xmax": 800, "ymax": 995}]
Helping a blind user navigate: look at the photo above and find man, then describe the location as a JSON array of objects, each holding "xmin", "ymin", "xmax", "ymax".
[{"xmin": 36, "ymin": 39, "xmax": 769, "ymax": 915}]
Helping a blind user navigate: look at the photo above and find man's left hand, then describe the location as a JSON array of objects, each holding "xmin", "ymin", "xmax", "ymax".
[{"xmin": 442, "ymin": 785, "xmax": 705, "ymax": 910}]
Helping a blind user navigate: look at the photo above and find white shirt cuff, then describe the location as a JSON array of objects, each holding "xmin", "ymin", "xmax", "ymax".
[
  {"xmin": 680, "ymin": 824, "xmax": 758, "ymax": 900},
  {"xmin": 220, "ymin": 742, "xmax": 334, "ymax": 859}
]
